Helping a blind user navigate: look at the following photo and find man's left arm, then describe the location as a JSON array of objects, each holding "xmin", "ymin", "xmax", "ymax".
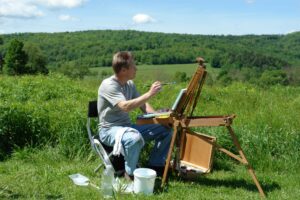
[{"xmin": 140, "ymin": 102, "xmax": 155, "ymax": 114}]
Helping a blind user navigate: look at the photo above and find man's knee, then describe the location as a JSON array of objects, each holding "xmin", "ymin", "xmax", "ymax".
[{"xmin": 122, "ymin": 131, "xmax": 144, "ymax": 148}]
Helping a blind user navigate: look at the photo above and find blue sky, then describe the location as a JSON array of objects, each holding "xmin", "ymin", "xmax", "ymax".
[{"xmin": 0, "ymin": 0, "xmax": 299, "ymax": 35}]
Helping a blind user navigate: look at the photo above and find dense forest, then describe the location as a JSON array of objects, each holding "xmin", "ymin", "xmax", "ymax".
[{"xmin": 1, "ymin": 30, "xmax": 300, "ymax": 85}]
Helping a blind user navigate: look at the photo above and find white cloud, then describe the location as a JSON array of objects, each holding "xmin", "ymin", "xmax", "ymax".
[
  {"xmin": 132, "ymin": 13, "xmax": 155, "ymax": 24},
  {"xmin": 37, "ymin": 0, "xmax": 87, "ymax": 8},
  {"xmin": 0, "ymin": 0, "xmax": 86, "ymax": 19},
  {"xmin": 58, "ymin": 14, "xmax": 76, "ymax": 21},
  {"xmin": 0, "ymin": 0, "xmax": 44, "ymax": 18}
]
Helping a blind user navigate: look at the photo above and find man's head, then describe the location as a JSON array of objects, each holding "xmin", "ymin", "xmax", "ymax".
[
  {"xmin": 112, "ymin": 51, "xmax": 134, "ymax": 74},
  {"xmin": 112, "ymin": 51, "xmax": 137, "ymax": 80}
]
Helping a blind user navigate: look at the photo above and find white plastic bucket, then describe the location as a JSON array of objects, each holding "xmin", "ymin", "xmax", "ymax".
[{"xmin": 133, "ymin": 168, "xmax": 157, "ymax": 195}]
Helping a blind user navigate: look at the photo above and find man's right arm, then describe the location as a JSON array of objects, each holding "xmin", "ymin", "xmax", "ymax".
[{"xmin": 117, "ymin": 81, "xmax": 161, "ymax": 112}]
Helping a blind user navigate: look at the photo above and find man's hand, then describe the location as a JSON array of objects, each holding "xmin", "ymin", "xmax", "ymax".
[{"xmin": 148, "ymin": 81, "xmax": 162, "ymax": 97}]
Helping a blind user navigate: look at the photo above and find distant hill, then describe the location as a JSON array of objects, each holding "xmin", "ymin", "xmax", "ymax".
[{"xmin": 1, "ymin": 30, "xmax": 300, "ymax": 70}]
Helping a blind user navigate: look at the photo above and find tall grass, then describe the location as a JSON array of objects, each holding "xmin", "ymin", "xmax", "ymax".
[
  {"xmin": 1, "ymin": 70, "xmax": 300, "ymax": 199},
  {"xmin": 0, "ymin": 73, "xmax": 95, "ymax": 159},
  {"xmin": 1, "ymin": 72, "xmax": 299, "ymax": 171},
  {"xmin": 196, "ymin": 83, "xmax": 300, "ymax": 172}
]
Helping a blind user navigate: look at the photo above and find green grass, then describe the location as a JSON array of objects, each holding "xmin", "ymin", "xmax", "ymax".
[
  {"xmin": 0, "ymin": 148, "xmax": 299, "ymax": 200},
  {"xmin": 89, "ymin": 63, "xmax": 219, "ymax": 83},
  {"xmin": 90, "ymin": 63, "xmax": 199, "ymax": 75},
  {"xmin": 1, "ymin": 65, "xmax": 300, "ymax": 199}
]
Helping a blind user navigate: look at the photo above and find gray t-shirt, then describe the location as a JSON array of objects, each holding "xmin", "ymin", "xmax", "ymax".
[{"xmin": 97, "ymin": 75, "xmax": 140, "ymax": 128}]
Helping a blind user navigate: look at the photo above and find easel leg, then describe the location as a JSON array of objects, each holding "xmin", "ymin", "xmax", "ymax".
[
  {"xmin": 161, "ymin": 123, "xmax": 179, "ymax": 187},
  {"xmin": 226, "ymin": 126, "xmax": 266, "ymax": 198}
]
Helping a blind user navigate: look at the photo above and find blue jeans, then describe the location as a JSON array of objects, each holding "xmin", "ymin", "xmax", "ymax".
[{"xmin": 99, "ymin": 124, "xmax": 172, "ymax": 175}]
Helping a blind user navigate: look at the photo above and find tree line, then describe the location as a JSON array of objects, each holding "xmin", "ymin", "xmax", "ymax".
[{"xmin": 0, "ymin": 30, "xmax": 299, "ymax": 85}]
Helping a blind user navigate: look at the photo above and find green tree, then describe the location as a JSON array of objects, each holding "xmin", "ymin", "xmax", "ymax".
[
  {"xmin": 216, "ymin": 69, "xmax": 233, "ymax": 85},
  {"xmin": 211, "ymin": 53, "xmax": 222, "ymax": 68},
  {"xmin": 23, "ymin": 43, "xmax": 48, "ymax": 74},
  {"xmin": 3, "ymin": 39, "xmax": 28, "ymax": 75},
  {"xmin": 259, "ymin": 70, "xmax": 289, "ymax": 87},
  {"xmin": 0, "ymin": 53, "xmax": 3, "ymax": 72},
  {"xmin": 57, "ymin": 61, "xmax": 90, "ymax": 79},
  {"xmin": 174, "ymin": 71, "xmax": 187, "ymax": 82},
  {"xmin": 0, "ymin": 37, "xmax": 4, "ymax": 71},
  {"xmin": 285, "ymin": 67, "xmax": 300, "ymax": 86}
]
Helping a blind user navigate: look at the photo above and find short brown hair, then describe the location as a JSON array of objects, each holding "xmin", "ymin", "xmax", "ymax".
[{"xmin": 112, "ymin": 51, "xmax": 134, "ymax": 74}]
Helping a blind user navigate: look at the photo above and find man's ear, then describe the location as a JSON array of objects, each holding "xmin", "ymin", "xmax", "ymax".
[{"xmin": 120, "ymin": 67, "xmax": 127, "ymax": 73}]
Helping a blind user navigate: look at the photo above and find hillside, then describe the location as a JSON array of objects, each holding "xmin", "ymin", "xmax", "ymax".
[{"xmin": 1, "ymin": 30, "xmax": 300, "ymax": 69}]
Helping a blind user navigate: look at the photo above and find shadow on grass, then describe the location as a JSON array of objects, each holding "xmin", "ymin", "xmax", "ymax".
[
  {"xmin": 45, "ymin": 194, "xmax": 63, "ymax": 199},
  {"xmin": 211, "ymin": 159, "xmax": 235, "ymax": 171},
  {"xmin": 153, "ymin": 178, "xmax": 166, "ymax": 194},
  {"xmin": 153, "ymin": 171, "xmax": 280, "ymax": 197},
  {"xmin": 0, "ymin": 187, "xmax": 24, "ymax": 199},
  {"xmin": 0, "ymin": 187, "xmax": 63, "ymax": 200},
  {"xmin": 197, "ymin": 177, "xmax": 278, "ymax": 193}
]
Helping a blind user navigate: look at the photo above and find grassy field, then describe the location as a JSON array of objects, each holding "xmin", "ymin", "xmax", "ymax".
[
  {"xmin": 1, "ymin": 148, "xmax": 299, "ymax": 199},
  {"xmin": 1, "ymin": 64, "xmax": 300, "ymax": 199},
  {"xmin": 90, "ymin": 63, "xmax": 200, "ymax": 76},
  {"xmin": 89, "ymin": 63, "xmax": 219, "ymax": 84}
]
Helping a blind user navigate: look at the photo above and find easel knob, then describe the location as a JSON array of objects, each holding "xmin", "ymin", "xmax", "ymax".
[{"xmin": 196, "ymin": 57, "xmax": 206, "ymax": 68}]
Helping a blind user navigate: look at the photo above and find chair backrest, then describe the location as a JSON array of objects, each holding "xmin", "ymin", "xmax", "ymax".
[
  {"xmin": 87, "ymin": 100, "xmax": 98, "ymax": 147},
  {"xmin": 86, "ymin": 100, "xmax": 125, "ymax": 174},
  {"xmin": 87, "ymin": 100, "xmax": 113, "ymax": 152},
  {"xmin": 88, "ymin": 100, "xmax": 98, "ymax": 118}
]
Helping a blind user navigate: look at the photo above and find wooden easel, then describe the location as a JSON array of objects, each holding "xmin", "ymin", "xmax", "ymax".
[{"xmin": 137, "ymin": 58, "xmax": 266, "ymax": 198}]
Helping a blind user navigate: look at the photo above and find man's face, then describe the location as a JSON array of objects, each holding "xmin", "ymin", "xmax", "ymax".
[{"xmin": 126, "ymin": 61, "xmax": 137, "ymax": 80}]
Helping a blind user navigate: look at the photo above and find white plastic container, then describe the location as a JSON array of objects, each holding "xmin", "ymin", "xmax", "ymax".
[{"xmin": 133, "ymin": 168, "xmax": 156, "ymax": 195}]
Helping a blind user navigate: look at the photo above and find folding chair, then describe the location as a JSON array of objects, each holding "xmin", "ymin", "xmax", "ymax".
[{"xmin": 86, "ymin": 100, "xmax": 125, "ymax": 175}]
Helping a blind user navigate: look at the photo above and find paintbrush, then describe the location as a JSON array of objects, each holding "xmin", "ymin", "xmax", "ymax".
[{"xmin": 145, "ymin": 82, "xmax": 176, "ymax": 87}]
